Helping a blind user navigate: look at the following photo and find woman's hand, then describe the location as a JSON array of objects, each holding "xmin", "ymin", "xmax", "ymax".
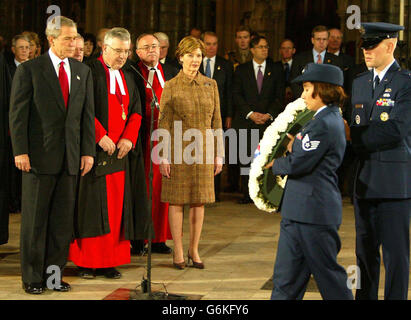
[
  {"xmin": 264, "ymin": 160, "xmax": 274, "ymax": 170},
  {"xmin": 214, "ymin": 157, "xmax": 223, "ymax": 176},
  {"xmin": 160, "ymin": 159, "xmax": 171, "ymax": 179},
  {"xmin": 286, "ymin": 133, "xmax": 295, "ymax": 153}
]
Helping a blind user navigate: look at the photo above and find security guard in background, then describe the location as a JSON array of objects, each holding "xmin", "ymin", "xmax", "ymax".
[
  {"xmin": 266, "ymin": 63, "xmax": 353, "ymax": 300},
  {"xmin": 350, "ymin": 22, "xmax": 411, "ymax": 300}
]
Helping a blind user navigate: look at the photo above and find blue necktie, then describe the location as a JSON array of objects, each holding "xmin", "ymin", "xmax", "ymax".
[{"xmin": 205, "ymin": 58, "xmax": 212, "ymax": 78}]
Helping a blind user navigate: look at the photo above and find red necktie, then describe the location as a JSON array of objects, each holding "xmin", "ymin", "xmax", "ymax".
[
  {"xmin": 316, "ymin": 54, "xmax": 322, "ymax": 64},
  {"xmin": 59, "ymin": 61, "xmax": 69, "ymax": 108}
]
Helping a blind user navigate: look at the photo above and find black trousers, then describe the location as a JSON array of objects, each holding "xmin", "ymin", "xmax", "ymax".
[
  {"xmin": 354, "ymin": 197, "xmax": 410, "ymax": 300},
  {"xmin": 271, "ymin": 219, "xmax": 353, "ymax": 300},
  {"xmin": 20, "ymin": 168, "xmax": 77, "ymax": 284},
  {"xmin": 0, "ymin": 146, "xmax": 9, "ymax": 245}
]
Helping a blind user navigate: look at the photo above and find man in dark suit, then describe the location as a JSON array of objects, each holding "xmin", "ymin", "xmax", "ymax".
[
  {"xmin": 290, "ymin": 25, "xmax": 343, "ymax": 99},
  {"xmin": 5, "ymin": 34, "xmax": 31, "ymax": 214},
  {"xmin": 273, "ymin": 39, "xmax": 296, "ymax": 106},
  {"xmin": 0, "ymin": 52, "xmax": 11, "ymax": 245},
  {"xmin": 233, "ymin": 35, "xmax": 285, "ymax": 204},
  {"xmin": 327, "ymin": 28, "xmax": 355, "ymax": 73},
  {"xmin": 200, "ymin": 31, "xmax": 234, "ymax": 201},
  {"xmin": 350, "ymin": 22, "xmax": 411, "ymax": 300},
  {"xmin": 9, "ymin": 16, "xmax": 95, "ymax": 294}
]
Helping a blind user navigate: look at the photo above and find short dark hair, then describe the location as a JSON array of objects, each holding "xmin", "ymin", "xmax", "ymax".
[
  {"xmin": 84, "ymin": 33, "xmax": 96, "ymax": 48},
  {"xmin": 311, "ymin": 25, "xmax": 329, "ymax": 38},
  {"xmin": 250, "ymin": 35, "xmax": 267, "ymax": 48},
  {"xmin": 235, "ymin": 25, "xmax": 251, "ymax": 36},
  {"xmin": 312, "ymin": 82, "xmax": 347, "ymax": 108},
  {"xmin": 202, "ymin": 31, "xmax": 218, "ymax": 41}
]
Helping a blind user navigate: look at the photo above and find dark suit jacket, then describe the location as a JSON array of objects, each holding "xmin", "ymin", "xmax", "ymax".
[
  {"xmin": 9, "ymin": 52, "xmax": 95, "ymax": 175},
  {"xmin": 350, "ymin": 60, "xmax": 411, "ymax": 199},
  {"xmin": 200, "ymin": 55, "xmax": 234, "ymax": 120},
  {"xmin": 273, "ymin": 105, "xmax": 346, "ymax": 225},
  {"xmin": 290, "ymin": 50, "xmax": 344, "ymax": 98},
  {"xmin": 232, "ymin": 59, "xmax": 285, "ymax": 130},
  {"xmin": 0, "ymin": 52, "xmax": 11, "ymax": 244}
]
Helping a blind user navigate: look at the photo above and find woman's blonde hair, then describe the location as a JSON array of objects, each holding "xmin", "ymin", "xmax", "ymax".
[{"xmin": 175, "ymin": 36, "xmax": 205, "ymax": 63}]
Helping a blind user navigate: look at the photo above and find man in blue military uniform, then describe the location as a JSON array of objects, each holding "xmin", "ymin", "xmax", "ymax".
[
  {"xmin": 266, "ymin": 63, "xmax": 353, "ymax": 300},
  {"xmin": 350, "ymin": 22, "xmax": 411, "ymax": 300}
]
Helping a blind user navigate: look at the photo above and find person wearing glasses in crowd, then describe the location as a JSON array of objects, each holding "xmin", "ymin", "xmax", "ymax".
[
  {"xmin": 69, "ymin": 27, "xmax": 147, "ymax": 280},
  {"xmin": 290, "ymin": 25, "xmax": 343, "ymax": 99}
]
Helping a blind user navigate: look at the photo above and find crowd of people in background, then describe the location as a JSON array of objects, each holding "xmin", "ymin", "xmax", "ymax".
[{"xmin": 0, "ymin": 18, "xmax": 390, "ymax": 296}]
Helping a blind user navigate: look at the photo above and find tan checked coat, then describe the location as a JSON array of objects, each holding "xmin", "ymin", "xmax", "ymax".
[{"xmin": 158, "ymin": 70, "xmax": 224, "ymax": 204}]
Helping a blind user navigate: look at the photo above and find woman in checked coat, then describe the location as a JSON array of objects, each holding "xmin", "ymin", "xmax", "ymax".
[{"xmin": 158, "ymin": 36, "xmax": 224, "ymax": 269}]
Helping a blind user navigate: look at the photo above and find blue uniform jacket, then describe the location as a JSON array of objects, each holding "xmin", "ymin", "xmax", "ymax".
[
  {"xmin": 272, "ymin": 105, "xmax": 346, "ymax": 225},
  {"xmin": 350, "ymin": 61, "xmax": 411, "ymax": 199}
]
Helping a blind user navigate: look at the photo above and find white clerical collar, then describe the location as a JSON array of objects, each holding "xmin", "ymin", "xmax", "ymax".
[
  {"xmin": 373, "ymin": 59, "xmax": 395, "ymax": 82},
  {"xmin": 108, "ymin": 67, "xmax": 126, "ymax": 96},
  {"xmin": 145, "ymin": 62, "xmax": 165, "ymax": 88},
  {"xmin": 314, "ymin": 105, "xmax": 327, "ymax": 117}
]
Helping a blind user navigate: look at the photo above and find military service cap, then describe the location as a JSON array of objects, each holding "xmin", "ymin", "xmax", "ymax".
[{"xmin": 360, "ymin": 22, "xmax": 404, "ymax": 49}]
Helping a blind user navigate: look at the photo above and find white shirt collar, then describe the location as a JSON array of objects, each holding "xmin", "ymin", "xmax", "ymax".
[
  {"xmin": 48, "ymin": 48, "xmax": 69, "ymax": 69},
  {"xmin": 373, "ymin": 59, "xmax": 395, "ymax": 82},
  {"xmin": 14, "ymin": 59, "xmax": 21, "ymax": 67},
  {"xmin": 314, "ymin": 105, "xmax": 327, "ymax": 117},
  {"xmin": 204, "ymin": 56, "xmax": 216, "ymax": 63},
  {"xmin": 253, "ymin": 59, "xmax": 266, "ymax": 70}
]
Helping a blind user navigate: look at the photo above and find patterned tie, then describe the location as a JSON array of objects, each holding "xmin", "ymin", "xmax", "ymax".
[
  {"xmin": 205, "ymin": 58, "xmax": 212, "ymax": 78},
  {"xmin": 316, "ymin": 54, "xmax": 322, "ymax": 64},
  {"xmin": 59, "ymin": 61, "xmax": 69, "ymax": 108},
  {"xmin": 257, "ymin": 65, "xmax": 264, "ymax": 93}
]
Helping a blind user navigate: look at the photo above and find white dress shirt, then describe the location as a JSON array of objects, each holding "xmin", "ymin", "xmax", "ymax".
[
  {"xmin": 314, "ymin": 105, "xmax": 327, "ymax": 117},
  {"xmin": 48, "ymin": 48, "xmax": 71, "ymax": 92},
  {"xmin": 373, "ymin": 59, "xmax": 395, "ymax": 84},
  {"xmin": 203, "ymin": 56, "xmax": 216, "ymax": 79},
  {"xmin": 14, "ymin": 59, "xmax": 21, "ymax": 67}
]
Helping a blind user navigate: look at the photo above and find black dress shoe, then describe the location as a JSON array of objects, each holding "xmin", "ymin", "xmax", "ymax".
[
  {"xmin": 77, "ymin": 267, "xmax": 95, "ymax": 279},
  {"xmin": 237, "ymin": 196, "xmax": 252, "ymax": 204},
  {"xmin": 23, "ymin": 283, "xmax": 44, "ymax": 294},
  {"xmin": 96, "ymin": 267, "xmax": 122, "ymax": 279},
  {"xmin": 151, "ymin": 242, "xmax": 172, "ymax": 254},
  {"xmin": 130, "ymin": 240, "xmax": 147, "ymax": 255},
  {"xmin": 52, "ymin": 280, "xmax": 71, "ymax": 292}
]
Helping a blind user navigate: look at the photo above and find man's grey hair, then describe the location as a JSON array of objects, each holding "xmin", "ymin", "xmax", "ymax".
[
  {"xmin": 104, "ymin": 27, "xmax": 131, "ymax": 46},
  {"xmin": 154, "ymin": 32, "xmax": 169, "ymax": 43},
  {"xmin": 75, "ymin": 33, "xmax": 84, "ymax": 41},
  {"xmin": 12, "ymin": 34, "xmax": 31, "ymax": 47},
  {"xmin": 45, "ymin": 16, "xmax": 77, "ymax": 38}
]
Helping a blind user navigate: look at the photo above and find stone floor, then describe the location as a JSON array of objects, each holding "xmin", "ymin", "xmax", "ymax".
[{"xmin": 0, "ymin": 193, "xmax": 410, "ymax": 300}]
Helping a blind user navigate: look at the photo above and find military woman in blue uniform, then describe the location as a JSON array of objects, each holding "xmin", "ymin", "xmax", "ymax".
[
  {"xmin": 350, "ymin": 22, "xmax": 411, "ymax": 300},
  {"xmin": 265, "ymin": 63, "xmax": 353, "ymax": 300}
]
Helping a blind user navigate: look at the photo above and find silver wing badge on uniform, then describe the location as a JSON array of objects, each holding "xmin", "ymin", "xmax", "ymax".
[{"xmin": 302, "ymin": 134, "xmax": 320, "ymax": 151}]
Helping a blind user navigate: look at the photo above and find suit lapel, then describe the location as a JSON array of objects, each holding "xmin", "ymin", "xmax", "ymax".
[
  {"xmin": 248, "ymin": 62, "xmax": 259, "ymax": 95},
  {"xmin": 68, "ymin": 58, "xmax": 80, "ymax": 110},
  {"xmin": 260, "ymin": 61, "xmax": 272, "ymax": 95},
  {"xmin": 41, "ymin": 53, "xmax": 66, "ymax": 113}
]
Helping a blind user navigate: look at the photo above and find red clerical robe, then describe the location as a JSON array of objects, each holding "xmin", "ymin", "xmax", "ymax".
[
  {"xmin": 69, "ymin": 58, "xmax": 140, "ymax": 268},
  {"xmin": 138, "ymin": 62, "xmax": 172, "ymax": 243}
]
